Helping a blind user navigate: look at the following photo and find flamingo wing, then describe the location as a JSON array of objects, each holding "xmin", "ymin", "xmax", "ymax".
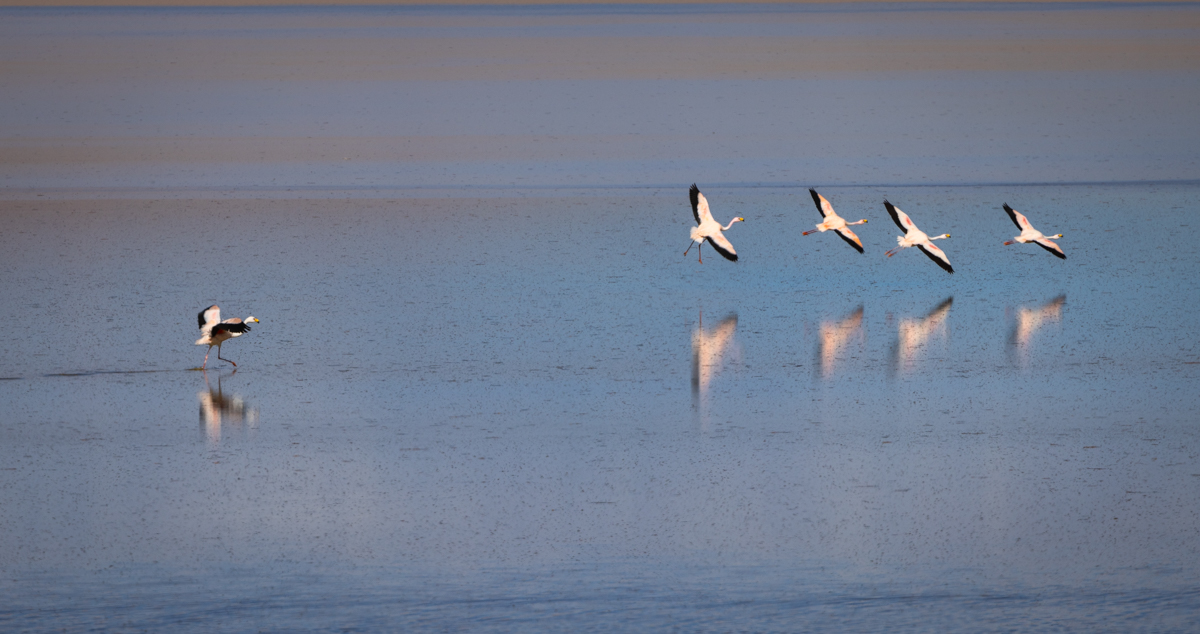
[
  {"xmin": 198, "ymin": 305, "xmax": 220, "ymax": 330},
  {"xmin": 917, "ymin": 242, "xmax": 954, "ymax": 274},
  {"xmin": 1003, "ymin": 204, "xmax": 1032, "ymax": 231},
  {"xmin": 883, "ymin": 200, "xmax": 915, "ymax": 233},
  {"xmin": 705, "ymin": 233, "xmax": 738, "ymax": 262},
  {"xmin": 212, "ymin": 320, "xmax": 251, "ymax": 337},
  {"xmin": 835, "ymin": 227, "xmax": 865, "ymax": 253},
  {"xmin": 690, "ymin": 184, "xmax": 713, "ymax": 225},
  {"xmin": 1034, "ymin": 237, "xmax": 1066, "ymax": 259},
  {"xmin": 810, "ymin": 188, "xmax": 834, "ymax": 218}
]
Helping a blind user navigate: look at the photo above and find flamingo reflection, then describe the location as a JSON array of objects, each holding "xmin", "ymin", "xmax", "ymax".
[
  {"xmin": 692, "ymin": 312, "xmax": 739, "ymax": 430},
  {"xmin": 816, "ymin": 306, "xmax": 864, "ymax": 379},
  {"xmin": 1009, "ymin": 294, "xmax": 1066, "ymax": 367},
  {"xmin": 893, "ymin": 297, "xmax": 953, "ymax": 375},
  {"xmin": 199, "ymin": 370, "xmax": 257, "ymax": 446}
]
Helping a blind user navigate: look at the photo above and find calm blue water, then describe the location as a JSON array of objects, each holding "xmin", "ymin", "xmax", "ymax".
[{"xmin": 2, "ymin": 3, "xmax": 1200, "ymax": 631}]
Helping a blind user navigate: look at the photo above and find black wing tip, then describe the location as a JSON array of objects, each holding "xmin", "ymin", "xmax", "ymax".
[
  {"xmin": 1003, "ymin": 203, "xmax": 1024, "ymax": 229},
  {"xmin": 706, "ymin": 237, "xmax": 738, "ymax": 262},
  {"xmin": 689, "ymin": 184, "xmax": 701, "ymax": 223},
  {"xmin": 213, "ymin": 322, "xmax": 250, "ymax": 335},
  {"xmin": 1039, "ymin": 242, "xmax": 1067, "ymax": 259},
  {"xmin": 197, "ymin": 305, "xmax": 218, "ymax": 329},
  {"xmin": 883, "ymin": 200, "xmax": 907, "ymax": 231},
  {"xmin": 918, "ymin": 245, "xmax": 954, "ymax": 273},
  {"xmin": 836, "ymin": 231, "xmax": 865, "ymax": 253}
]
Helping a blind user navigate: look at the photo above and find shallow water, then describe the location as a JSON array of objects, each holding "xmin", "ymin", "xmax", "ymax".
[
  {"xmin": 4, "ymin": 184, "xmax": 1199, "ymax": 630},
  {"xmin": 2, "ymin": 3, "xmax": 1200, "ymax": 632}
]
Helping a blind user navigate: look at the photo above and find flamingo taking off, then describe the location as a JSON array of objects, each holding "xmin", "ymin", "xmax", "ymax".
[
  {"xmin": 1003, "ymin": 204, "xmax": 1065, "ymax": 259},
  {"xmin": 802, "ymin": 188, "xmax": 867, "ymax": 253},
  {"xmin": 196, "ymin": 304, "xmax": 259, "ymax": 369},
  {"xmin": 883, "ymin": 200, "xmax": 953, "ymax": 274},
  {"xmin": 685, "ymin": 184, "xmax": 743, "ymax": 263}
]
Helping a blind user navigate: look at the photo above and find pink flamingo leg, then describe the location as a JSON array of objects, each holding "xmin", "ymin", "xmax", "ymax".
[{"xmin": 216, "ymin": 344, "xmax": 237, "ymax": 367}]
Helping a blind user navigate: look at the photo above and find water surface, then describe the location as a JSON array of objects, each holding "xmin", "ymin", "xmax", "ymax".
[{"xmin": 2, "ymin": 3, "xmax": 1199, "ymax": 631}]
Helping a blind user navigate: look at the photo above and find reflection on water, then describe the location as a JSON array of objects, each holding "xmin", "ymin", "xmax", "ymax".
[
  {"xmin": 199, "ymin": 371, "xmax": 257, "ymax": 446},
  {"xmin": 1009, "ymin": 294, "xmax": 1066, "ymax": 367},
  {"xmin": 893, "ymin": 297, "xmax": 953, "ymax": 376},
  {"xmin": 815, "ymin": 306, "xmax": 864, "ymax": 380},
  {"xmin": 691, "ymin": 312, "xmax": 738, "ymax": 431}
]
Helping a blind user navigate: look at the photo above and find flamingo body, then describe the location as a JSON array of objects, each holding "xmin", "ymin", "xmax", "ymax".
[
  {"xmin": 685, "ymin": 184, "xmax": 743, "ymax": 263},
  {"xmin": 196, "ymin": 304, "xmax": 259, "ymax": 369},
  {"xmin": 1003, "ymin": 204, "xmax": 1065, "ymax": 259},
  {"xmin": 883, "ymin": 200, "xmax": 953, "ymax": 274},
  {"xmin": 802, "ymin": 188, "xmax": 866, "ymax": 253}
]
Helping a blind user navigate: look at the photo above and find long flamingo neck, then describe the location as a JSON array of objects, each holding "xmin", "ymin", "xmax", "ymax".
[{"xmin": 722, "ymin": 219, "xmax": 741, "ymax": 231}]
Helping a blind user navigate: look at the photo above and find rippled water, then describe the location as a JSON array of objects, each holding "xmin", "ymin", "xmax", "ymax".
[
  {"xmin": 3, "ymin": 184, "xmax": 1199, "ymax": 630},
  {"xmin": 2, "ymin": 3, "xmax": 1200, "ymax": 631}
]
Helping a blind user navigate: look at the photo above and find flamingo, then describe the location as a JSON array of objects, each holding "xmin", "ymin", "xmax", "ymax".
[
  {"xmin": 196, "ymin": 305, "xmax": 259, "ymax": 369},
  {"xmin": 685, "ymin": 184, "xmax": 743, "ymax": 263},
  {"xmin": 1003, "ymin": 204, "xmax": 1065, "ymax": 259},
  {"xmin": 883, "ymin": 200, "xmax": 953, "ymax": 274},
  {"xmin": 802, "ymin": 188, "xmax": 867, "ymax": 253}
]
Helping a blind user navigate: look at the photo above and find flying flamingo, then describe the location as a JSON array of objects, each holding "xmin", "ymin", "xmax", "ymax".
[
  {"xmin": 883, "ymin": 200, "xmax": 953, "ymax": 274},
  {"xmin": 685, "ymin": 184, "xmax": 743, "ymax": 263},
  {"xmin": 802, "ymin": 188, "xmax": 867, "ymax": 253},
  {"xmin": 1003, "ymin": 204, "xmax": 1065, "ymax": 259}
]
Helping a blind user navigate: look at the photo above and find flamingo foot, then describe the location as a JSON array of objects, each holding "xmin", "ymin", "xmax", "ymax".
[{"xmin": 217, "ymin": 345, "xmax": 237, "ymax": 367}]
